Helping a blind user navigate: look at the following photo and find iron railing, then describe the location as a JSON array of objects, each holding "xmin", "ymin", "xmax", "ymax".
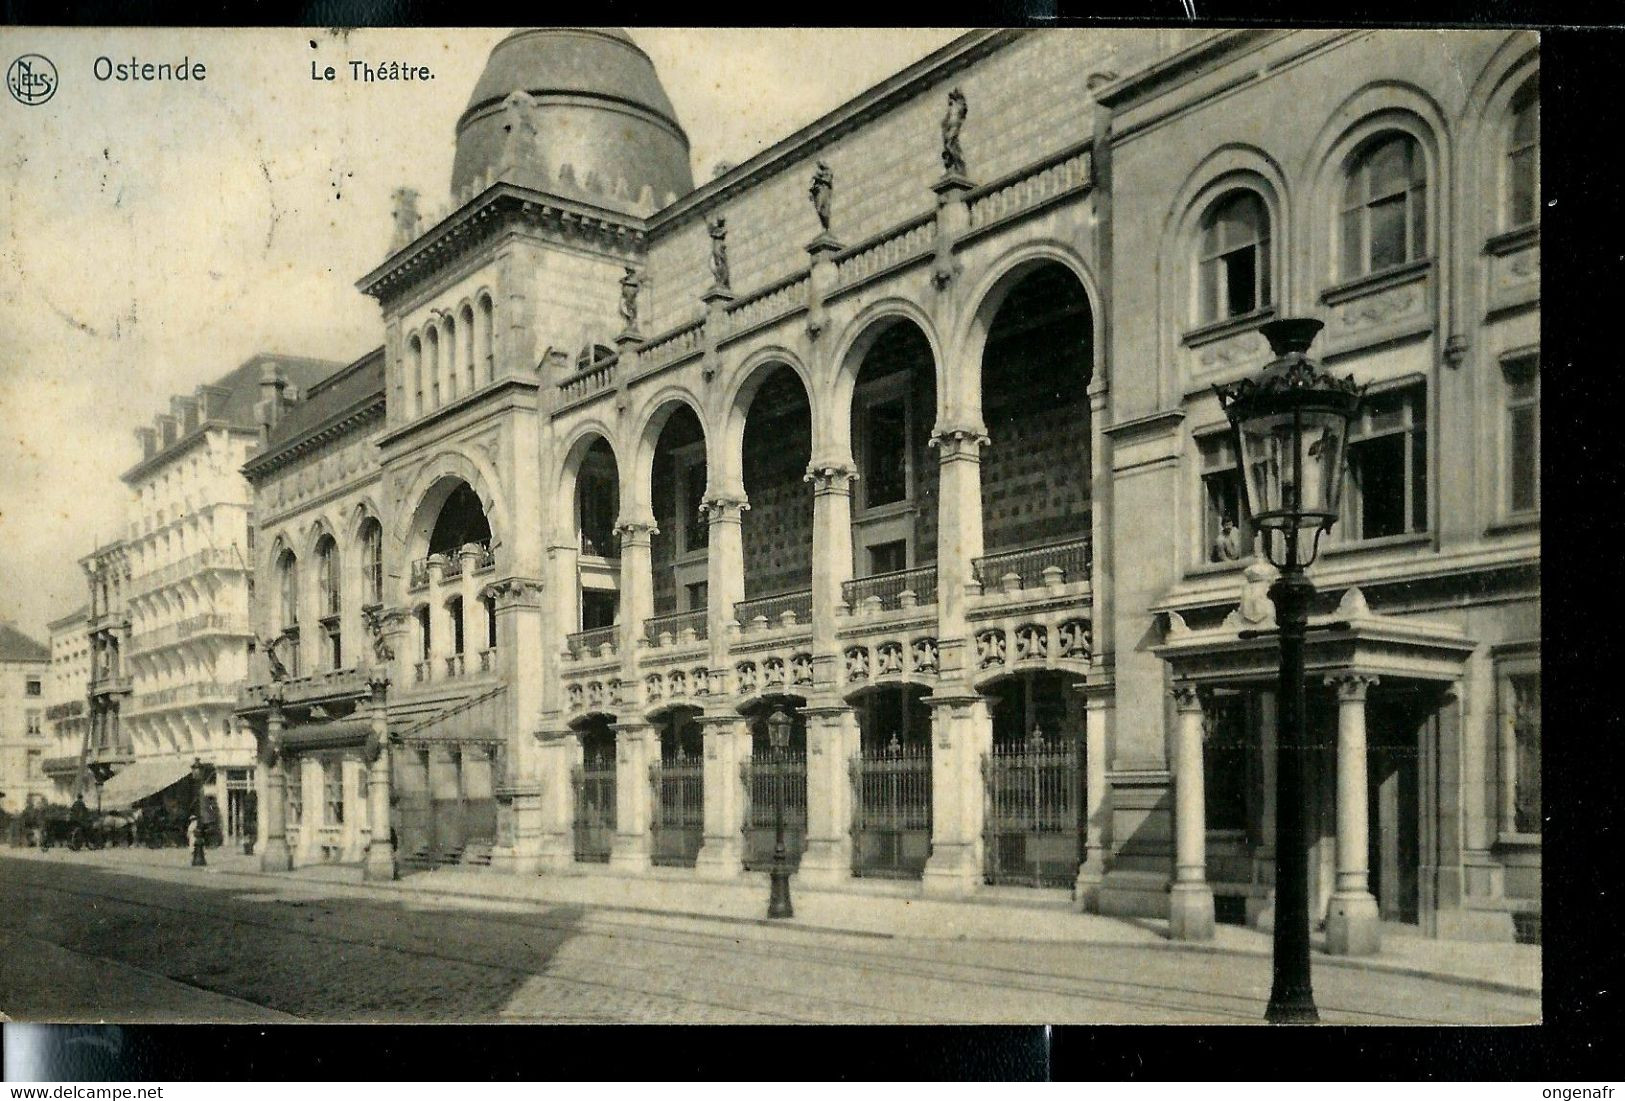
[
  {"xmin": 734, "ymin": 589, "xmax": 813, "ymax": 629},
  {"xmin": 982, "ymin": 731, "xmax": 1083, "ymax": 888},
  {"xmin": 441, "ymin": 553, "xmax": 464, "ymax": 581},
  {"xmin": 842, "ymin": 565, "xmax": 938, "ymax": 613},
  {"xmin": 649, "ymin": 751, "xmax": 704, "ymax": 867},
  {"xmin": 566, "ymin": 626, "xmax": 618, "ymax": 658},
  {"xmin": 571, "ymin": 753, "xmax": 616, "ymax": 863},
  {"xmin": 644, "ymin": 609, "xmax": 707, "ymax": 645},
  {"xmin": 741, "ymin": 750, "xmax": 807, "ymax": 870},
  {"xmin": 850, "ymin": 737, "xmax": 932, "ymax": 879},
  {"xmin": 974, "ymin": 535, "xmax": 1092, "ymax": 591}
]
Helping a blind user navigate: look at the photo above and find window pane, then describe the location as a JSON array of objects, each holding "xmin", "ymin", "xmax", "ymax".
[
  {"xmin": 1223, "ymin": 247, "xmax": 1258, "ymax": 317},
  {"xmin": 1198, "ymin": 256, "xmax": 1219, "ymax": 323},
  {"xmin": 1412, "ymin": 181, "xmax": 1427, "ymax": 259},
  {"xmin": 1369, "ymin": 195, "xmax": 1408, "ymax": 271},
  {"xmin": 1204, "ymin": 471, "xmax": 1244, "ymax": 563},
  {"xmin": 869, "ymin": 540, "xmax": 907, "ymax": 575},
  {"xmin": 1340, "ymin": 207, "xmax": 1363, "ymax": 278},
  {"xmin": 1410, "ymin": 427, "xmax": 1428, "ymax": 532},
  {"xmin": 1510, "ymin": 405, "xmax": 1538, "ymax": 512},
  {"xmin": 1353, "ymin": 435, "xmax": 1407, "ymax": 538},
  {"xmin": 864, "ymin": 398, "xmax": 908, "ymax": 507},
  {"xmin": 1509, "ymin": 148, "xmax": 1536, "ymax": 226},
  {"xmin": 1367, "ymin": 137, "xmax": 1411, "ymax": 197},
  {"xmin": 1257, "ymin": 237, "xmax": 1272, "ymax": 306},
  {"xmin": 1511, "ymin": 673, "xmax": 1541, "ymax": 834}
]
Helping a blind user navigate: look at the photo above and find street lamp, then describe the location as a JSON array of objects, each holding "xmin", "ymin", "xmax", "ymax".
[
  {"xmin": 189, "ymin": 757, "xmax": 209, "ymax": 867},
  {"xmin": 1215, "ymin": 317, "xmax": 1363, "ymax": 1025},
  {"xmin": 766, "ymin": 709, "xmax": 794, "ymax": 919},
  {"xmin": 87, "ymin": 762, "xmax": 116, "ymax": 816}
]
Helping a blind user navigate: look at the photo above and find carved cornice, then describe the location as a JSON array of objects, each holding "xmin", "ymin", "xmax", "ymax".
[{"xmin": 242, "ymin": 395, "xmax": 387, "ymax": 481}]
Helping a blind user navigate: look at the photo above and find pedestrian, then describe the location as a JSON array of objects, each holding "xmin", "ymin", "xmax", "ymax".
[{"xmin": 186, "ymin": 815, "xmax": 198, "ymax": 851}]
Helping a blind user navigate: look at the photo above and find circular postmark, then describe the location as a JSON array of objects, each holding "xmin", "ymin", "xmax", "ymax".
[{"xmin": 7, "ymin": 54, "xmax": 58, "ymax": 105}]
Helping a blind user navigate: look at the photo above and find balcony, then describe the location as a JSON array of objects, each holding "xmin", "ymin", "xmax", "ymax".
[
  {"xmin": 565, "ymin": 626, "xmax": 618, "ymax": 660},
  {"xmin": 131, "ymin": 613, "xmax": 252, "ymax": 653},
  {"xmin": 132, "ymin": 547, "xmax": 244, "ymax": 590},
  {"xmin": 131, "ymin": 681, "xmax": 241, "ymax": 711},
  {"xmin": 239, "ymin": 666, "xmax": 372, "ymax": 710},
  {"xmin": 409, "ymin": 541, "xmax": 494, "ymax": 592},
  {"xmin": 973, "ymin": 536, "xmax": 1092, "ymax": 593},
  {"xmin": 644, "ymin": 609, "xmax": 707, "ymax": 647},
  {"xmin": 89, "ymin": 673, "xmax": 133, "ymax": 697},
  {"xmin": 733, "ymin": 589, "xmax": 812, "ymax": 633},
  {"xmin": 842, "ymin": 565, "xmax": 938, "ymax": 614}
]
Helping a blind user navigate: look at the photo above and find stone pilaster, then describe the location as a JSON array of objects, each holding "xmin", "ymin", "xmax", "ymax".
[
  {"xmin": 921, "ymin": 691, "xmax": 992, "ymax": 897},
  {"xmin": 609, "ymin": 721, "xmax": 655, "ymax": 873},
  {"xmin": 694, "ymin": 712, "xmax": 751, "ymax": 880},
  {"xmin": 1169, "ymin": 683, "xmax": 1215, "ymax": 940},
  {"xmin": 1073, "ymin": 682, "xmax": 1111, "ymax": 911},
  {"xmin": 535, "ymin": 728, "xmax": 580, "ymax": 871},
  {"xmin": 363, "ymin": 675, "xmax": 396, "ymax": 882},
  {"xmin": 798, "ymin": 703, "xmax": 858, "ymax": 886},
  {"xmin": 1324, "ymin": 673, "xmax": 1380, "ymax": 955}
]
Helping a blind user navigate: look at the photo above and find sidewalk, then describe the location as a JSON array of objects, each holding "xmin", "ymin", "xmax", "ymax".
[{"xmin": 2, "ymin": 844, "xmax": 1541, "ymax": 996}]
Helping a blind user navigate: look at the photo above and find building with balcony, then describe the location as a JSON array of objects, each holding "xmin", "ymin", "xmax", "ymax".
[
  {"xmin": 42, "ymin": 606, "xmax": 91, "ymax": 802},
  {"xmin": 231, "ymin": 27, "xmax": 1539, "ymax": 948},
  {"xmin": 0, "ymin": 621, "xmax": 50, "ymax": 815}
]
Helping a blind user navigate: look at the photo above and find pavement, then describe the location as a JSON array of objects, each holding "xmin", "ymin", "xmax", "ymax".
[{"xmin": 0, "ymin": 845, "xmax": 1542, "ymax": 1024}]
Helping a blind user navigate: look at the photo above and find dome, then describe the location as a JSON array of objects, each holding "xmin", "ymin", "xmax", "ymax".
[{"xmin": 453, "ymin": 28, "xmax": 695, "ymax": 215}]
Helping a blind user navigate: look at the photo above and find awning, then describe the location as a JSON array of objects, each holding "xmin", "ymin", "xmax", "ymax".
[
  {"xmin": 97, "ymin": 759, "xmax": 196, "ymax": 810},
  {"xmin": 281, "ymin": 720, "xmax": 373, "ymax": 752}
]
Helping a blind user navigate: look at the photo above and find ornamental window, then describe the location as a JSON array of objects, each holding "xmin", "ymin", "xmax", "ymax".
[
  {"xmin": 1506, "ymin": 75, "xmax": 1540, "ymax": 230},
  {"xmin": 1339, "ymin": 133, "xmax": 1428, "ymax": 279},
  {"xmin": 1197, "ymin": 190, "xmax": 1272, "ymax": 324}
]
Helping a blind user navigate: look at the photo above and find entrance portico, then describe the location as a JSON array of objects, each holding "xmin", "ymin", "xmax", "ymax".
[{"xmin": 1153, "ymin": 586, "xmax": 1476, "ymax": 953}]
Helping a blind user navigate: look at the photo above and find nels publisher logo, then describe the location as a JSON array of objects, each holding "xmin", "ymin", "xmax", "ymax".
[{"xmin": 7, "ymin": 53, "xmax": 58, "ymax": 105}]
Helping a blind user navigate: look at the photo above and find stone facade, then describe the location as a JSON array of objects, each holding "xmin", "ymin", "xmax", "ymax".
[
  {"xmin": 230, "ymin": 27, "xmax": 1538, "ymax": 946},
  {"xmin": 42, "ymin": 607, "xmax": 90, "ymax": 802},
  {"xmin": 0, "ymin": 623, "xmax": 50, "ymax": 814}
]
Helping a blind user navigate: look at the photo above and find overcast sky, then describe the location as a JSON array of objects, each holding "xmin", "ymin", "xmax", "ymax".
[{"xmin": 0, "ymin": 27, "xmax": 964, "ymax": 642}]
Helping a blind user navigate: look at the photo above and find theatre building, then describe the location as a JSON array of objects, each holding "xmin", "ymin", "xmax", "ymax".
[{"xmin": 235, "ymin": 26, "xmax": 1540, "ymax": 948}]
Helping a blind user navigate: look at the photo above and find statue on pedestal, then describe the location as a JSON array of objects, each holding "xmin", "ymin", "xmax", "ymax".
[
  {"xmin": 941, "ymin": 88, "xmax": 969, "ymax": 176},
  {"xmin": 707, "ymin": 217, "xmax": 730, "ymax": 291},
  {"xmin": 809, "ymin": 161, "xmax": 834, "ymax": 233}
]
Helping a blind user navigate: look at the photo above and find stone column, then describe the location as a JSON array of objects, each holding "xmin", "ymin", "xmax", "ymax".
[
  {"xmin": 457, "ymin": 544, "xmax": 482, "ymax": 675},
  {"xmin": 535, "ymin": 728, "xmax": 580, "ymax": 871},
  {"xmin": 921, "ymin": 691, "xmax": 992, "ymax": 897},
  {"xmin": 805, "ymin": 464, "xmax": 855, "ymax": 691},
  {"xmin": 798, "ymin": 703, "xmax": 858, "ymax": 886},
  {"xmin": 1169, "ymin": 683, "xmax": 1215, "ymax": 940},
  {"xmin": 1073, "ymin": 684, "xmax": 1110, "ymax": 911},
  {"xmin": 363, "ymin": 675, "xmax": 396, "ymax": 882},
  {"xmin": 929, "ymin": 426, "xmax": 988, "ymax": 681},
  {"xmin": 694, "ymin": 712, "xmax": 750, "ymax": 879},
  {"xmin": 259, "ymin": 697, "xmax": 291, "ymax": 872},
  {"xmin": 616, "ymin": 519, "xmax": 657, "ymax": 664},
  {"xmin": 702, "ymin": 495, "xmax": 748, "ymax": 661},
  {"xmin": 1323, "ymin": 673, "xmax": 1381, "ymax": 953},
  {"xmin": 609, "ymin": 721, "xmax": 654, "ymax": 872},
  {"xmin": 426, "ymin": 556, "xmax": 450, "ymax": 683}
]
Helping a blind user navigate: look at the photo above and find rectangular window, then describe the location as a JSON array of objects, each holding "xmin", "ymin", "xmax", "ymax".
[
  {"xmin": 1340, "ymin": 384, "xmax": 1427, "ymax": 542},
  {"xmin": 26, "ymin": 678, "xmax": 41, "ymax": 697},
  {"xmin": 27, "ymin": 750, "xmax": 42, "ymax": 779},
  {"xmin": 287, "ymin": 765, "xmax": 302, "ymax": 825},
  {"xmin": 684, "ymin": 581, "xmax": 708, "ymax": 611},
  {"xmin": 26, "ymin": 710, "xmax": 43, "ymax": 737},
  {"xmin": 1198, "ymin": 433, "xmax": 1248, "ymax": 564},
  {"xmin": 869, "ymin": 540, "xmax": 907, "ymax": 576},
  {"xmin": 581, "ymin": 590, "xmax": 617, "ymax": 631},
  {"xmin": 863, "ymin": 396, "xmax": 909, "ymax": 508},
  {"xmin": 323, "ymin": 760, "xmax": 344, "ymax": 826},
  {"xmin": 1501, "ymin": 668, "xmax": 1541, "ymax": 836},
  {"xmin": 1504, "ymin": 354, "xmax": 1540, "ymax": 514}
]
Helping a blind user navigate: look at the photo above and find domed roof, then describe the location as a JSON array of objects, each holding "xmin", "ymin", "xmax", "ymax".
[{"xmin": 453, "ymin": 28, "xmax": 694, "ymax": 216}]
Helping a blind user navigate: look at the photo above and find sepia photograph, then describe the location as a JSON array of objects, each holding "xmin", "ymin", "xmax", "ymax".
[{"xmin": 0, "ymin": 24, "xmax": 1542, "ymax": 1027}]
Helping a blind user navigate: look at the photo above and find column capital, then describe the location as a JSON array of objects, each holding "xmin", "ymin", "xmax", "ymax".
[
  {"xmin": 488, "ymin": 577, "xmax": 545, "ymax": 610},
  {"xmin": 1325, "ymin": 672, "xmax": 1379, "ymax": 701},
  {"xmin": 929, "ymin": 423, "xmax": 990, "ymax": 458},
  {"xmin": 614, "ymin": 518, "xmax": 659, "ymax": 545},
  {"xmin": 366, "ymin": 674, "xmax": 391, "ymax": 700},
  {"xmin": 804, "ymin": 461, "xmax": 857, "ymax": 493},
  {"xmin": 1170, "ymin": 682, "xmax": 1204, "ymax": 713},
  {"xmin": 700, "ymin": 494, "xmax": 749, "ymax": 523}
]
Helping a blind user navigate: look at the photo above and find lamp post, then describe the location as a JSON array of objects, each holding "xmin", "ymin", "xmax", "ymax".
[
  {"xmin": 87, "ymin": 762, "xmax": 115, "ymax": 816},
  {"xmin": 1215, "ymin": 317, "xmax": 1363, "ymax": 1025},
  {"xmin": 766, "ymin": 709, "xmax": 794, "ymax": 919},
  {"xmin": 189, "ymin": 757, "xmax": 208, "ymax": 867}
]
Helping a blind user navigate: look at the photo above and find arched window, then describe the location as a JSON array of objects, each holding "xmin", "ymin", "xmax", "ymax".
[
  {"xmin": 478, "ymin": 294, "xmax": 495, "ymax": 383},
  {"xmin": 316, "ymin": 535, "xmax": 340, "ymax": 618},
  {"xmin": 461, "ymin": 304, "xmax": 477, "ymax": 392},
  {"xmin": 1340, "ymin": 133, "xmax": 1428, "ymax": 278},
  {"xmin": 447, "ymin": 595, "xmax": 465, "ymax": 656},
  {"xmin": 1197, "ymin": 190, "xmax": 1271, "ymax": 324},
  {"xmin": 277, "ymin": 550, "xmax": 299, "ymax": 632},
  {"xmin": 359, "ymin": 518, "xmax": 383, "ymax": 606},
  {"xmin": 443, "ymin": 315, "xmax": 459, "ymax": 401},
  {"xmin": 425, "ymin": 326, "xmax": 441, "ymax": 408},
  {"xmin": 408, "ymin": 335, "xmax": 424, "ymax": 417},
  {"xmin": 1506, "ymin": 75, "xmax": 1540, "ymax": 229}
]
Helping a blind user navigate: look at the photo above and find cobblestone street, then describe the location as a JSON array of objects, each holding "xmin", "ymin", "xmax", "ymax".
[{"xmin": 0, "ymin": 853, "xmax": 1539, "ymax": 1024}]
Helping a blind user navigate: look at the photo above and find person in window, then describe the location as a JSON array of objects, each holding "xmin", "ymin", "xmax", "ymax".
[{"xmin": 1214, "ymin": 516, "xmax": 1245, "ymax": 563}]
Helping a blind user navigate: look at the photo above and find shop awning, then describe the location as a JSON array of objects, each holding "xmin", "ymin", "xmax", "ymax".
[
  {"xmin": 96, "ymin": 759, "xmax": 196, "ymax": 810},
  {"xmin": 281, "ymin": 720, "xmax": 373, "ymax": 752}
]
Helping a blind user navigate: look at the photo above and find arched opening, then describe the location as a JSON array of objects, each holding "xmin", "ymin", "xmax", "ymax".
[
  {"xmin": 650, "ymin": 704, "xmax": 703, "ymax": 868},
  {"xmin": 976, "ymin": 262, "xmax": 1094, "ymax": 590},
  {"xmin": 850, "ymin": 682, "xmax": 933, "ymax": 879},
  {"xmin": 477, "ymin": 294, "xmax": 495, "ymax": 384},
  {"xmin": 460, "ymin": 303, "xmax": 477, "ymax": 393},
  {"xmin": 276, "ymin": 547, "xmax": 300, "ymax": 677},
  {"xmin": 444, "ymin": 315, "xmax": 459, "ymax": 401},
  {"xmin": 848, "ymin": 320, "xmax": 938, "ymax": 605},
  {"xmin": 315, "ymin": 533, "xmax": 342, "ymax": 671},
  {"xmin": 408, "ymin": 335, "xmax": 424, "ymax": 417},
  {"xmin": 740, "ymin": 694, "xmax": 807, "ymax": 870},
  {"xmin": 425, "ymin": 326, "xmax": 441, "ymax": 409},
  {"xmin": 358, "ymin": 517, "xmax": 384, "ymax": 608},
  {"xmin": 428, "ymin": 482, "xmax": 492, "ymax": 558},
  {"xmin": 575, "ymin": 435, "xmax": 621, "ymax": 633},
  {"xmin": 479, "ymin": 591, "xmax": 498, "ymax": 671},
  {"xmin": 738, "ymin": 365, "xmax": 814, "ymax": 625},
  {"xmin": 570, "ymin": 714, "xmax": 617, "ymax": 863},
  {"xmin": 649, "ymin": 404, "xmax": 709, "ymax": 622},
  {"xmin": 982, "ymin": 670, "xmax": 1086, "ymax": 888}
]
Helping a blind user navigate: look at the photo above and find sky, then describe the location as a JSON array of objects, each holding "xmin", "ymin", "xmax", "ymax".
[{"xmin": 0, "ymin": 27, "xmax": 965, "ymax": 643}]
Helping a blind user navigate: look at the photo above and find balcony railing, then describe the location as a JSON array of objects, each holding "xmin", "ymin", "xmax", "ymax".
[
  {"xmin": 132, "ymin": 547, "xmax": 243, "ymax": 589},
  {"xmin": 973, "ymin": 536, "xmax": 1092, "ymax": 592},
  {"xmin": 473, "ymin": 543, "xmax": 496, "ymax": 572},
  {"xmin": 842, "ymin": 566, "xmax": 938, "ymax": 613},
  {"xmin": 131, "ymin": 613, "xmax": 252, "ymax": 652},
  {"xmin": 645, "ymin": 609, "xmax": 707, "ymax": 646},
  {"xmin": 566, "ymin": 626, "xmax": 618, "ymax": 659},
  {"xmin": 734, "ymin": 589, "xmax": 813, "ymax": 630},
  {"xmin": 478, "ymin": 647, "xmax": 497, "ymax": 673},
  {"xmin": 441, "ymin": 553, "xmax": 464, "ymax": 581},
  {"xmin": 132, "ymin": 681, "xmax": 241, "ymax": 709},
  {"xmin": 445, "ymin": 653, "xmax": 466, "ymax": 678}
]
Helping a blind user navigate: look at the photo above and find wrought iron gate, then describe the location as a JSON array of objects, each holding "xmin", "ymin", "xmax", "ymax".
[
  {"xmin": 850, "ymin": 737, "xmax": 932, "ymax": 878},
  {"xmin": 982, "ymin": 730, "xmax": 1082, "ymax": 887},
  {"xmin": 649, "ymin": 750, "xmax": 704, "ymax": 867},
  {"xmin": 571, "ymin": 752, "xmax": 616, "ymax": 863},
  {"xmin": 741, "ymin": 751, "xmax": 807, "ymax": 870}
]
